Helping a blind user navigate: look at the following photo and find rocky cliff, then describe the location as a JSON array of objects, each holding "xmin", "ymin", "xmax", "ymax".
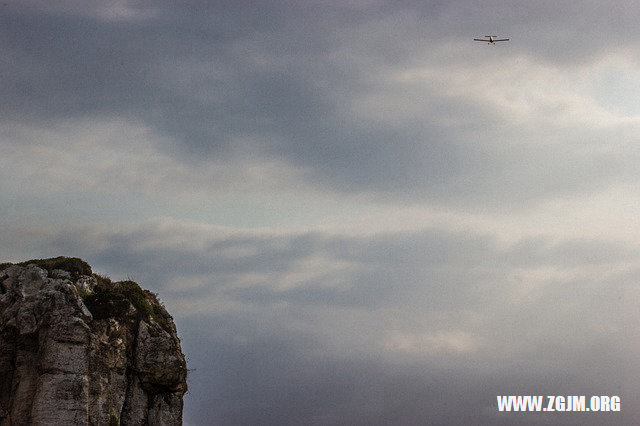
[{"xmin": 0, "ymin": 257, "xmax": 187, "ymax": 425}]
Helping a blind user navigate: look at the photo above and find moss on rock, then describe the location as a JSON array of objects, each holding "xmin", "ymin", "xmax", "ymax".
[
  {"xmin": 14, "ymin": 256, "xmax": 92, "ymax": 279},
  {"xmin": 83, "ymin": 276, "xmax": 172, "ymax": 332},
  {"xmin": 1, "ymin": 256, "xmax": 172, "ymax": 332}
]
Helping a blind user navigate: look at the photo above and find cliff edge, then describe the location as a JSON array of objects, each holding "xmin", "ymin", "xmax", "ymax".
[{"xmin": 0, "ymin": 257, "xmax": 187, "ymax": 425}]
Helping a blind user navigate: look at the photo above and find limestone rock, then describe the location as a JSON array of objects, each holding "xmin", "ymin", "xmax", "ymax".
[{"xmin": 0, "ymin": 258, "xmax": 187, "ymax": 425}]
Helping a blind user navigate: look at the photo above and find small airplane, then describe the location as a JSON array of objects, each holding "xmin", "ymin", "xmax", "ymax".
[{"xmin": 474, "ymin": 35, "xmax": 509, "ymax": 44}]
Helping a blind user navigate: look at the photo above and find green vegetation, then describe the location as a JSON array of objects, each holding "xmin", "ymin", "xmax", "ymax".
[
  {"xmin": 1, "ymin": 256, "xmax": 172, "ymax": 332},
  {"xmin": 13, "ymin": 256, "xmax": 92, "ymax": 279},
  {"xmin": 82, "ymin": 275, "xmax": 172, "ymax": 332},
  {"xmin": 108, "ymin": 412, "xmax": 119, "ymax": 426},
  {"xmin": 82, "ymin": 276, "xmax": 130, "ymax": 321},
  {"xmin": 93, "ymin": 273, "xmax": 113, "ymax": 287}
]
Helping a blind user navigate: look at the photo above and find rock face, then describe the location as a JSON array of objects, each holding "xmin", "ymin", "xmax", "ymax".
[{"xmin": 0, "ymin": 258, "xmax": 187, "ymax": 425}]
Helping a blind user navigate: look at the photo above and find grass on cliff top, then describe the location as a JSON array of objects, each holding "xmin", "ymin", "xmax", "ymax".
[
  {"xmin": 0, "ymin": 256, "xmax": 172, "ymax": 332},
  {"xmin": 83, "ymin": 275, "xmax": 172, "ymax": 332},
  {"xmin": 1, "ymin": 256, "xmax": 92, "ymax": 279}
]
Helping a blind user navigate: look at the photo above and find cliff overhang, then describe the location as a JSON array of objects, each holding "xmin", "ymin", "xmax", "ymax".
[{"xmin": 0, "ymin": 257, "xmax": 187, "ymax": 425}]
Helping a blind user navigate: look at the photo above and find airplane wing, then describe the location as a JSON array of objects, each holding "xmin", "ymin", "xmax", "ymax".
[
  {"xmin": 493, "ymin": 39, "xmax": 509, "ymax": 42},
  {"xmin": 473, "ymin": 39, "xmax": 488, "ymax": 41}
]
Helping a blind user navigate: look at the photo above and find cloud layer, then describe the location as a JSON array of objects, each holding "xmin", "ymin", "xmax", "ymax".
[
  {"xmin": 4, "ymin": 1, "xmax": 640, "ymax": 206},
  {"xmin": 2, "ymin": 219, "xmax": 639, "ymax": 424},
  {"xmin": 3, "ymin": 1, "xmax": 640, "ymax": 424}
]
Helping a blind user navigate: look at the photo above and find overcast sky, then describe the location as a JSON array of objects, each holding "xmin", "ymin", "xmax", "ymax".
[{"xmin": 2, "ymin": 1, "xmax": 640, "ymax": 424}]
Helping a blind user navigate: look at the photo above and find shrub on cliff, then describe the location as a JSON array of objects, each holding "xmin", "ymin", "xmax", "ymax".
[
  {"xmin": 1, "ymin": 256, "xmax": 172, "ymax": 332},
  {"xmin": 6, "ymin": 256, "xmax": 93, "ymax": 279},
  {"xmin": 83, "ymin": 276, "xmax": 172, "ymax": 332}
]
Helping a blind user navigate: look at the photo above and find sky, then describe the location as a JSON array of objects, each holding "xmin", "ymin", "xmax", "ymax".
[{"xmin": 2, "ymin": 0, "xmax": 640, "ymax": 424}]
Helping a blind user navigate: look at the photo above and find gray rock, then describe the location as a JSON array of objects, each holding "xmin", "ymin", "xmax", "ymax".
[
  {"xmin": 0, "ymin": 260, "xmax": 187, "ymax": 426},
  {"xmin": 51, "ymin": 269, "xmax": 72, "ymax": 280}
]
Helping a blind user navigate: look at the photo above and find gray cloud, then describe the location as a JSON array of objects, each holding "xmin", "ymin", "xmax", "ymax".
[
  {"xmin": 4, "ymin": 1, "xmax": 640, "ymax": 206},
  {"xmin": 2, "ymin": 220, "xmax": 638, "ymax": 424},
  {"xmin": 3, "ymin": 2, "xmax": 640, "ymax": 424}
]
